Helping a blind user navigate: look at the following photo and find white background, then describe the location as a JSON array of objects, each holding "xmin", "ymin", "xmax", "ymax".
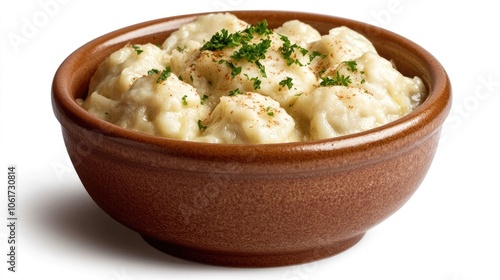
[{"xmin": 1, "ymin": 1, "xmax": 499, "ymax": 279}]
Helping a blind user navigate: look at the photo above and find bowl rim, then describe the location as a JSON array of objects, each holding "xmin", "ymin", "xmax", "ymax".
[{"xmin": 52, "ymin": 10, "xmax": 452, "ymax": 162}]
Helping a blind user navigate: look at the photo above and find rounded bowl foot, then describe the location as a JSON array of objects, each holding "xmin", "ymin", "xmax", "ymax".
[{"xmin": 142, "ymin": 233, "xmax": 365, "ymax": 267}]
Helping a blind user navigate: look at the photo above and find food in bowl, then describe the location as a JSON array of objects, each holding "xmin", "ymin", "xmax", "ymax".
[
  {"xmin": 52, "ymin": 10, "xmax": 451, "ymax": 267},
  {"xmin": 79, "ymin": 13, "xmax": 426, "ymax": 144}
]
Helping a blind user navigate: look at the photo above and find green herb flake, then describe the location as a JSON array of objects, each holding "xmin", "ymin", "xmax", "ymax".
[
  {"xmin": 200, "ymin": 94, "xmax": 209, "ymax": 105},
  {"xmin": 201, "ymin": 20, "xmax": 271, "ymax": 52},
  {"xmin": 320, "ymin": 72, "xmax": 352, "ymax": 87},
  {"xmin": 279, "ymin": 34, "xmax": 308, "ymax": 66},
  {"xmin": 229, "ymin": 88, "xmax": 242, "ymax": 96},
  {"xmin": 250, "ymin": 77, "xmax": 261, "ymax": 90},
  {"xmin": 198, "ymin": 119, "xmax": 207, "ymax": 130},
  {"xmin": 231, "ymin": 38, "xmax": 271, "ymax": 63},
  {"xmin": 201, "ymin": 21, "xmax": 273, "ymax": 80},
  {"xmin": 147, "ymin": 68, "xmax": 159, "ymax": 76},
  {"xmin": 279, "ymin": 77, "xmax": 294, "ymax": 89},
  {"xmin": 238, "ymin": 20, "xmax": 272, "ymax": 41},
  {"xmin": 182, "ymin": 95, "xmax": 188, "ymax": 106},
  {"xmin": 255, "ymin": 60, "xmax": 267, "ymax": 77},
  {"xmin": 220, "ymin": 60, "xmax": 242, "ymax": 77},
  {"xmin": 156, "ymin": 66, "xmax": 172, "ymax": 83},
  {"xmin": 345, "ymin": 60, "xmax": 358, "ymax": 72},
  {"xmin": 251, "ymin": 20, "xmax": 272, "ymax": 36},
  {"xmin": 309, "ymin": 51, "xmax": 327, "ymax": 63},
  {"xmin": 266, "ymin": 106, "xmax": 274, "ymax": 117},
  {"xmin": 200, "ymin": 28, "xmax": 247, "ymax": 51},
  {"xmin": 244, "ymin": 74, "xmax": 262, "ymax": 90},
  {"xmin": 131, "ymin": 44, "xmax": 143, "ymax": 55}
]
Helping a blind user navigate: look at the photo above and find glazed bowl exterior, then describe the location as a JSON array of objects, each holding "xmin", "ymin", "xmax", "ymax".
[{"xmin": 52, "ymin": 11, "xmax": 451, "ymax": 267}]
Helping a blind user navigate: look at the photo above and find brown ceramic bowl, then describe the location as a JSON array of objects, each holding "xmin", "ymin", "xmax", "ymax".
[{"xmin": 52, "ymin": 11, "xmax": 451, "ymax": 267}]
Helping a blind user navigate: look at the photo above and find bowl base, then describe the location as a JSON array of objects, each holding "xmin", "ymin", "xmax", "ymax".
[{"xmin": 142, "ymin": 233, "xmax": 365, "ymax": 267}]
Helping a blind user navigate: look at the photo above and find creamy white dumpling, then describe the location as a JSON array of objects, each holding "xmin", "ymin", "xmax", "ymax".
[
  {"xmin": 164, "ymin": 13, "xmax": 249, "ymax": 82},
  {"xmin": 79, "ymin": 90, "xmax": 118, "ymax": 121},
  {"xmin": 201, "ymin": 92, "xmax": 299, "ymax": 144},
  {"xmin": 87, "ymin": 43, "xmax": 169, "ymax": 101},
  {"xmin": 309, "ymin": 26, "xmax": 377, "ymax": 71},
  {"xmin": 274, "ymin": 20, "xmax": 321, "ymax": 45},
  {"xmin": 162, "ymin": 13, "xmax": 249, "ymax": 54},
  {"xmin": 110, "ymin": 73, "xmax": 209, "ymax": 140},
  {"xmin": 291, "ymin": 86, "xmax": 392, "ymax": 140},
  {"xmin": 352, "ymin": 52, "xmax": 426, "ymax": 111}
]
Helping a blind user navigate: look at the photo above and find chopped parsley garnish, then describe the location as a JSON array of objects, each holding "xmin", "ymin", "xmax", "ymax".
[
  {"xmin": 266, "ymin": 106, "xmax": 274, "ymax": 117},
  {"xmin": 345, "ymin": 60, "xmax": 358, "ymax": 72},
  {"xmin": 201, "ymin": 20, "xmax": 272, "ymax": 52},
  {"xmin": 279, "ymin": 34, "xmax": 308, "ymax": 66},
  {"xmin": 200, "ymin": 94, "xmax": 209, "ymax": 105},
  {"xmin": 246, "ymin": 20, "xmax": 272, "ymax": 36},
  {"xmin": 200, "ymin": 29, "xmax": 240, "ymax": 51},
  {"xmin": 219, "ymin": 60, "xmax": 242, "ymax": 77},
  {"xmin": 250, "ymin": 76, "xmax": 262, "ymax": 90},
  {"xmin": 182, "ymin": 95, "xmax": 188, "ymax": 106},
  {"xmin": 229, "ymin": 88, "xmax": 242, "ymax": 96},
  {"xmin": 309, "ymin": 51, "xmax": 327, "ymax": 63},
  {"xmin": 156, "ymin": 66, "xmax": 172, "ymax": 83},
  {"xmin": 200, "ymin": 21, "xmax": 274, "ymax": 80},
  {"xmin": 198, "ymin": 119, "xmax": 207, "ymax": 130},
  {"xmin": 199, "ymin": 20, "xmax": 359, "ymax": 95},
  {"xmin": 320, "ymin": 72, "xmax": 352, "ymax": 87},
  {"xmin": 131, "ymin": 44, "xmax": 143, "ymax": 55},
  {"xmin": 255, "ymin": 60, "xmax": 267, "ymax": 77},
  {"xmin": 148, "ymin": 67, "xmax": 172, "ymax": 84},
  {"xmin": 147, "ymin": 68, "xmax": 159, "ymax": 76},
  {"xmin": 230, "ymin": 38, "xmax": 271, "ymax": 63},
  {"xmin": 244, "ymin": 74, "xmax": 262, "ymax": 90},
  {"xmin": 279, "ymin": 77, "xmax": 294, "ymax": 89}
]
